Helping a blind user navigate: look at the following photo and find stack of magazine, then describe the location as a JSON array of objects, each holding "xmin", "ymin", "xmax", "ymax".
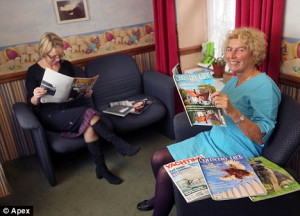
[{"xmin": 165, "ymin": 153, "xmax": 300, "ymax": 203}]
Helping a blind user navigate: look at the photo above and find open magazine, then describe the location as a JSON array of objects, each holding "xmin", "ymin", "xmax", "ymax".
[
  {"xmin": 103, "ymin": 98, "xmax": 154, "ymax": 117},
  {"xmin": 164, "ymin": 155, "xmax": 210, "ymax": 203},
  {"xmin": 172, "ymin": 63, "xmax": 225, "ymax": 126},
  {"xmin": 40, "ymin": 67, "xmax": 99, "ymax": 103}
]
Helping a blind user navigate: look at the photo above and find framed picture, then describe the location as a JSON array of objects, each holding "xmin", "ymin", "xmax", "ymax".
[{"xmin": 53, "ymin": 0, "xmax": 89, "ymax": 24}]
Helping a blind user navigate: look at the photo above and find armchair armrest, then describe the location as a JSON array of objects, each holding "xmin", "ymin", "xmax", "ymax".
[
  {"xmin": 13, "ymin": 102, "xmax": 56, "ymax": 186},
  {"xmin": 143, "ymin": 70, "xmax": 176, "ymax": 138},
  {"xmin": 13, "ymin": 102, "xmax": 43, "ymax": 130},
  {"xmin": 174, "ymin": 112, "xmax": 212, "ymax": 142},
  {"xmin": 143, "ymin": 70, "xmax": 175, "ymax": 105}
]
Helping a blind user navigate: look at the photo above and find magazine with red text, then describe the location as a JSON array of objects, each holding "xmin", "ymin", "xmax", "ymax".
[
  {"xmin": 164, "ymin": 155, "xmax": 210, "ymax": 203},
  {"xmin": 172, "ymin": 64, "xmax": 225, "ymax": 126}
]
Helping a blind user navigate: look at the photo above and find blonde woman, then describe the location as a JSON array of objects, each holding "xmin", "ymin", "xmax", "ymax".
[
  {"xmin": 137, "ymin": 27, "xmax": 281, "ymax": 215},
  {"xmin": 26, "ymin": 32, "xmax": 140, "ymax": 185}
]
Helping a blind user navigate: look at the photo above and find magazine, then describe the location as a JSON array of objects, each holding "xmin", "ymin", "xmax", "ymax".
[
  {"xmin": 102, "ymin": 105, "xmax": 133, "ymax": 117},
  {"xmin": 198, "ymin": 154, "xmax": 267, "ymax": 201},
  {"xmin": 40, "ymin": 67, "xmax": 99, "ymax": 103},
  {"xmin": 248, "ymin": 156, "xmax": 300, "ymax": 202},
  {"xmin": 164, "ymin": 155, "xmax": 210, "ymax": 203},
  {"xmin": 106, "ymin": 98, "xmax": 155, "ymax": 116},
  {"xmin": 173, "ymin": 65, "xmax": 225, "ymax": 126}
]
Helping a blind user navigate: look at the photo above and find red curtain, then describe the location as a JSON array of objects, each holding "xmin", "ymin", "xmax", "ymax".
[
  {"xmin": 152, "ymin": 0, "xmax": 183, "ymax": 113},
  {"xmin": 235, "ymin": 0, "xmax": 285, "ymax": 84},
  {"xmin": 152, "ymin": 0, "xmax": 179, "ymax": 77}
]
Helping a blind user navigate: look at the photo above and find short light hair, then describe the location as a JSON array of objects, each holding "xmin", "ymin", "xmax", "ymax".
[
  {"xmin": 223, "ymin": 27, "xmax": 267, "ymax": 66},
  {"xmin": 38, "ymin": 32, "xmax": 64, "ymax": 57}
]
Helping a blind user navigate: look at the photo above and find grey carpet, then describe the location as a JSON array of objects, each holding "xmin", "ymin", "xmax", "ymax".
[{"xmin": 0, "ymin": 128, "xmax": 177, "ymax": 216}]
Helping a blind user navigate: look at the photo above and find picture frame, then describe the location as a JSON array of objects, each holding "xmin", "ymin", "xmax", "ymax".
[{"xmin": 53, "ymin": 0, "xmax": 90, "ymax": 24}]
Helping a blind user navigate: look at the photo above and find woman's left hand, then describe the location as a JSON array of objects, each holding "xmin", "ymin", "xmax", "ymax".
[
  {"xmin": 84, "ymin": 89, "xmax": 93, "ymax": 98},
  {"xmin": 211, "ymin": 91, "xmax": 235, "ymax": 116}
]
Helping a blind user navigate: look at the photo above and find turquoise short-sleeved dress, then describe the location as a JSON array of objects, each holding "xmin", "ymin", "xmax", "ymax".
[{"xmin": 167, "ymin": 73, "xmax": 281, "ymax": 160}]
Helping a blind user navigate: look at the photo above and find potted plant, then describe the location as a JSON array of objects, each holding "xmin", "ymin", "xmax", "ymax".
[{"xmin": 209, "ymin": 56, "xmax": 226, "ymax": 78}]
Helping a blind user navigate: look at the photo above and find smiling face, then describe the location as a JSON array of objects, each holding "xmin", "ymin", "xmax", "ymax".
[{"xmin": 225, "ymin": 38, "xmax": 255, "ymax": 74}]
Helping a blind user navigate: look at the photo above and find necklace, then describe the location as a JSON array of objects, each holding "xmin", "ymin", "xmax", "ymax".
[
  {"xmin": 246, "ymin": 69, "xmax": 258, "ymax": 81},
  {"xmin": 236, "ymin": 69, "xmax": 259, "ymax": 87}
]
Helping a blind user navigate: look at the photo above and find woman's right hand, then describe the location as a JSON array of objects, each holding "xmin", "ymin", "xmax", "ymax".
[
  {"xmin": 31, "ymin": 87, "xmax": 47, "ymax": 105},
  {"xmin": 33, "ymin": 87, "xmax": 47, "ymax": 99}
]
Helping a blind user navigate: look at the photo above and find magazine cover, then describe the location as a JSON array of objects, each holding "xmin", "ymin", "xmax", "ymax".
[
  {"xmin": 72, "ymin": 75, "xmax": 99, "ymax": 98},
  {"xmin": 164, "ymin": 155, "xmax": 210, "ymax": 203},
  {"xmin": 248, "ymin": 156, "xmax": 300, "ymax": 202},
  {"xmin": 173, "ymin": 70, "xmax": 225, "ymax": 126},
  {"xmin": 198, "ymin": 154, "xmax": 267, "ymax": 201}
]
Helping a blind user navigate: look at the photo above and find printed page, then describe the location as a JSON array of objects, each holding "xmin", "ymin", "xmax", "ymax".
[{"xmin": 40, "ymin": 68, "xmax": 74, "ymax": 103}]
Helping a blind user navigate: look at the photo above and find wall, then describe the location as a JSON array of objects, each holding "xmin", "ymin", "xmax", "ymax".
[
  {"xmin": 280, "ymin": 0, "xmax": 300, "ymax": 83},
  {"xmin": 0, "ymin": 1, "xmax": 155, "ymax": 80},
  {"xmin": 0, "ymin": 0, "xmax": 155, "ymax": 163},
  {"xmin": 280, "ymin": 0, "xmax": 300, "ymax": 103},
  {"xmin": 0, "ymin": 0, "xmax": 153, "ymax": 47},
  {"xmin": 280, "ymin": 0, "xmax": 300, "ymax": 181},
  {"xmin": 176, "ymin": 0, "xmax": 207, "ymax": 71}
]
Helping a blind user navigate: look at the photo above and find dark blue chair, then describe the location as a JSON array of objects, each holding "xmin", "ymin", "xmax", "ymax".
[{"xmin": 173, "ymin": 93, "xmax": 300, "ymax": 216}]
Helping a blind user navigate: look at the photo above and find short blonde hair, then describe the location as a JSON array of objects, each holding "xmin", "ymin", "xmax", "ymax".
[
  {"xmin": 38, "ymin": 32, "xmax": 64, "ymax": 57},
  {"xmin": 223, "ymin": 27, "xmax": 267, "ymax": 66}
]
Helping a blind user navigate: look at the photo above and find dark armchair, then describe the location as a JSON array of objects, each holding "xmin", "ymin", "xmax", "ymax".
[
  {"xmin": 85, "ymin": 53, "xmax": 175, "ymax": 137},
  {"xmin": 13, "ymin": 53, "xmax": 176, "ymax": 186},
  {"xmin": 173, "ymin": 93, "xmax": 300, "ymax": 216}
]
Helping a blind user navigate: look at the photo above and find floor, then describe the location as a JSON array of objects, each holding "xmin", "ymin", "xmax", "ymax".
[{"xmin": 0, "ymin": 128, "xmax": 177, "ymax": 216}]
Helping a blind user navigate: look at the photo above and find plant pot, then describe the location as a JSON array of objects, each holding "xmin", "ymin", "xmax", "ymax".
[{"xmin": 212, "ymin": 63, "xmax": 225, "ymax": 78}]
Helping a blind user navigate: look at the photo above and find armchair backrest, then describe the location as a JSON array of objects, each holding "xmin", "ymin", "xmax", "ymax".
[
  {"xmin": 85, "ymin": 53, "xmax": 143, "ymax": 106},
  {"xmin": 262, "ymin": 93, "xmax": 300, "ymax": 167}
]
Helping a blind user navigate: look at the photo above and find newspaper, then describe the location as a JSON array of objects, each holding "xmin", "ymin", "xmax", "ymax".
[{"xmin": 40, "ymin": 67, "xmax": 98, "ymax": 103}]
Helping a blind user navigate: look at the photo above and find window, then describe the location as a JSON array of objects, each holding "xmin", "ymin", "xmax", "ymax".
[{"xmin": 207, "ymin": 0, "xmax": 236, "ymax": 58}]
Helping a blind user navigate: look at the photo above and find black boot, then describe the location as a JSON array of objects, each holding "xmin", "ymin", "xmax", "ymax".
[
  {"xmin": 92, "ymin": 120, "xmax": 140, "ymax": 156},
  {"xmin": 87, "ymin": 141, "xmax": 122, "ymax": 185}
]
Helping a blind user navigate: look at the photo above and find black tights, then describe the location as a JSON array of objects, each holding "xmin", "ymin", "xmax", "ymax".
[{"xmin": 149, "ymin": 147, "xmax": 175, "ymax": 216}]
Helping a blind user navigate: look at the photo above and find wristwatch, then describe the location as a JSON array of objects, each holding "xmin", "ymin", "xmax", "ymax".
[{"xmin": 235, "ymin": 114, "xmax": 245, "ymax": 125}]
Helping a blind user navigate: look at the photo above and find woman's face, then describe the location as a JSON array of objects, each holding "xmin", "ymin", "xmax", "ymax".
[
  {"xmin": 225, "ymin": 38, "xmax": 254, "ymax": 74},
  {"xmin": 45, "ymin": 48, "xmax": 64, "ymax": 65}
]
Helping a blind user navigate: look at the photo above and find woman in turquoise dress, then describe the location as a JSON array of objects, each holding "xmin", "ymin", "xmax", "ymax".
[{"xmin": 137, "ymin": 27, "xmax": 281, "ymax": 215}]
